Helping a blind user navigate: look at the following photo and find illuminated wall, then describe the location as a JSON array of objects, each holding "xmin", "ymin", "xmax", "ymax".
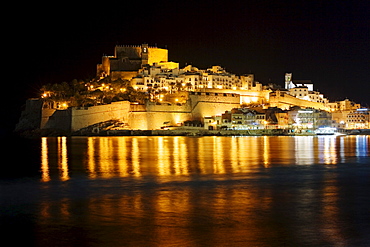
[
  {"xmin": 127, "ymin": 92, "xmax": 241, "ymax": 129},
  {"xmin": 269, "ymin": 91, "xmax": 329, "ymax": 111},
  {"xmin": 110, "ymin": 71, "xmax": 139, "ymax": 81},
  {"xmin": 198, "ymin": 88, "xmax": 270, "ymax": 105},
  {"xmin": 128, "ymin": 92, "xmax": 242, "ymax": 129},
  {"xmin": 148, "ymin": 47, "xmax": 168, "ymax": 64},
  {"xmin": 71, "ymin": 101, "xmax": 130, "ymax": 132},
  {"xmin": 189, "ymin": 92, "xmax": 241, "ymax": 120},
  {"xmin": 97, "ymin": 45, "xmax": 168, "ymax": 78},
  {"xmin": 128, "ymin": 112, "xmax": 193, "ymax": 130}
]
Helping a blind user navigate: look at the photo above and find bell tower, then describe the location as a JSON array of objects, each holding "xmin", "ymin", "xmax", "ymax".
[{"xmin": 285, "ymin": 73, "xmax": 293, "ymax": 90}]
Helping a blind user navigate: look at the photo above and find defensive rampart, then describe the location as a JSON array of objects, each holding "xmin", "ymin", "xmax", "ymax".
[
  {"xmin": 71, "ymin": 101, "xmax": 130, "ymax": 132},
  {"xmin": 127, "ymin": 92, "xmax": 240, "ymax": 129},
  {"xmin": 189, "ymin": 92, "xmax": 241, "ymax": 119},
  {"xmin": 19, "ymin": 91, "xmax": 242, "ymax": 133},
  {"xmin": 269, "ymin": 91, "xmax": 330, "ymax": 111}
]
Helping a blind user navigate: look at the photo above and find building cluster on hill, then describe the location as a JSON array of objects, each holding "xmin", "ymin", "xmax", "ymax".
[{"xmin": 16, "ymin": 44, "xmax": 369, "ymax": 134}]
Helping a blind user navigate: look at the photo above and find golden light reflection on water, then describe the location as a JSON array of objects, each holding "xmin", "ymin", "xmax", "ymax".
[
  {"xmin": 40, "ymin": 136, "xmax": 369, "ymax": 181},
  {"xmin": 33, "ymin": 136, "xmax": 370, "ymax": 246},
  {"xmin": 319, "ymin": 136, "xmax": 338, "ymax": 164},
  {"xmin": 131, "ymin": 137, "xmax": 141, "ymax": 176},
  {"xmin": 173, "ymin": 137, "xmax": 189, "ymax": 175},
  {"xmin": 213, "ymin": 136, "xmax": 225, "ymax": 174},
  {"xmin": 158, "ymin": 137, "xmax": 171, "ymax": 176},
  {"xmin": 58, "ymin": 137, "xmax": 69, "ymax": 181},
  {"xmin": 41, "ymin": 137, "xmax": 50, "ymax": 182},
  {"xmin": 263, "ymin": 136, "xmax": 270, "ymax": 167},
  {"xmin": 295, "ymin": 137, "xmax": 314, "ymax": 165},
  {"xmin": 320, "ymin": 172, "xmax": 344, "ymax": 243},
  {"xmin": 41, "ymin": 137, "xmax": 69, "ymax": 182}
]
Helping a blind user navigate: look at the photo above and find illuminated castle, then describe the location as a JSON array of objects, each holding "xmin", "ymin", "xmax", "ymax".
[
  {"xmin": 97, "ymin": 44, "xmax": 178, "ymax": 80},
  {"xmin": 15, "ymin": 43, "xmax": 368, "ymax": 135}
]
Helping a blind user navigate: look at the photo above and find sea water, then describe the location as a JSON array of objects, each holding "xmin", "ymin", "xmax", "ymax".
[{"xmin": 1, "ymin": 136, "xmax": 370, "ymax": 246}]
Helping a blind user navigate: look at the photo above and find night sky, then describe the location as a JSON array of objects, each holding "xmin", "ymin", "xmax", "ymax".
[{"xmin": 6, "ymin": 0, "xmax": 370, "ymax": 132}]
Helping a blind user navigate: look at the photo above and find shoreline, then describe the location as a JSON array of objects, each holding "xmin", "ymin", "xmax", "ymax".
[{"xmin": 16, "ymin": 128, "xmax": 370, "ymax": 138}]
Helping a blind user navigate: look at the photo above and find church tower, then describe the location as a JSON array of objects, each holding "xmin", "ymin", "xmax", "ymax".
[{"xmin": 285, "ymin": 73, "xmax": 293, "ymax": 90}]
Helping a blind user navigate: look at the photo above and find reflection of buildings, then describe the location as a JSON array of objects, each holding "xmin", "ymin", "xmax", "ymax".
[
  {"xmin": 39, "ymin": 136, "xmax": 370, "ymax": 182},
  {"xmin": 41, "ymin": 137, "xmax": 69, "ymax": 182}
]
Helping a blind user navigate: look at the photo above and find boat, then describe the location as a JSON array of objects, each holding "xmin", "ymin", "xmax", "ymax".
[{"xmin": 315, "ymin": 127, "xmax": 336, "ymax": 135}]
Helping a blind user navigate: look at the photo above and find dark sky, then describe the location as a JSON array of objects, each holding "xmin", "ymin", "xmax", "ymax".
[{"xmin": 7, "ymin": 0, "xmax": 370, "ymax": 131}]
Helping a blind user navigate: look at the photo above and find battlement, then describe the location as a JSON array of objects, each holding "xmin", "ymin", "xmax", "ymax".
[
  {"xmin": 97, "ymin": 44, "xmax": 168, "ymax": 78},
  {"xmin": 189, "ymin": 92, "xmax": 238, "ymax": 98},
  {"xmin": 115, "ymin": 44, "xmax": 159, "ymax": 49}
]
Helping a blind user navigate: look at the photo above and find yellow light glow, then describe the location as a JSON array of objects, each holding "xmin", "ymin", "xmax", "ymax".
[
  {"xmin": 173, "ymin": 137, "xmax": 189, "ymax": 175},
  {"xmin": 57, "ymin": 136, "xmax": 69, "ymax": 181},
  {"xmin": 263, "ymin": 136, "xmax": 270, "ymax": 167},
  {"xmin": 41, "ymin": 137, "xmax": 50, "ymax": 182},
  {"xmin": 158, "ymin": 137, "xmax": 171, "ymax": 175},
  {"xmin": 131, "ymin": 138, "xmax": 141, "ymax": 176},
  {"xmin": 213, "ymin": 137, "xmax": 225, "ymax": 174},
  {"xmin": 87, "ymin": 138, "xmax": 97, "ymax": 178}
]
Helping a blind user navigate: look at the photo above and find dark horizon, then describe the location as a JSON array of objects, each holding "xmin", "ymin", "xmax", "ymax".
[{"xmin": 21, "ymin": 1, "xmax": 370, "ymax": 104}]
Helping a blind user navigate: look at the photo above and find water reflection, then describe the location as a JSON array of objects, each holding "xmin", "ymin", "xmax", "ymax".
[
  {"xmin": 58, "ymin": 137, "xmax": 69, "ymax": 180},
  {"xmin": 41, "ymin": 137, "xmax": 69, "ymax": 181},
  {"xmin": 318, "ymin": 136, "xmax": 337, "ymax": 164},
  {"xmin": 41, "ymin": 137, "xmax": 50, "ymax": 182},
  {"xmin": 4, "ymin": 135, "xmax": 370, "ymax": 246},
  {"xmin": 356, "ymin": 135, "xmax": 368, "ymax": 157},
  {"xmin": 40, "ymin": 136, "xmax": 370, "ymax": 181},
  {"xmin": 295, "ymin": 136, "xmax": 314, "ymax": 165},
  {"xmin": 32, "ymin": 165, "xmax": 370, "ymax": 246}
]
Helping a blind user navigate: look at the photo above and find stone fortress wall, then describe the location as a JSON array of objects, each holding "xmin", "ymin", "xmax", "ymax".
[
  {"xmin": 23, "ymin": 92, "xmax": 241, "ymax": 132},
  {"xmin": 128, "ymin": 92, "xmax": 240, "ymax": 130},
  {"xmin": 22, "ymin": 89, "xmax": 333, "ymax": 132},
  {"xmin": 269, "ymin": 91, "xmax": 329, "ymax": 111}
]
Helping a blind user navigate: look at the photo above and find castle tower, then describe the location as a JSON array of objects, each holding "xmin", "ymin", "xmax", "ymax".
[{"xmin": 141, "ymin": 44, "xmax": 149, "ymax": 66}]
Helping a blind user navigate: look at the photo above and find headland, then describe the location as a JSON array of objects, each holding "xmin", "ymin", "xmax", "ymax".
[{"xmin": 16, "ymin": 44, "xmax": 369, "ymax": 137}]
